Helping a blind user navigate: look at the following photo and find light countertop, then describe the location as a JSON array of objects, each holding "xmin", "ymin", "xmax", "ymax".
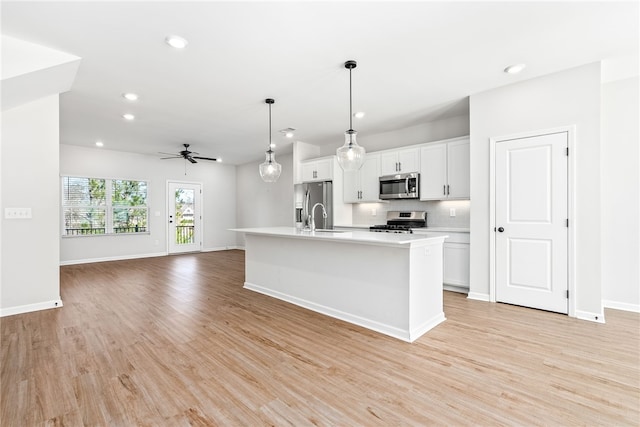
[
  {"xmin": 335, "ymin": 225, "xmax": 470, "ymax": 233},
  {"xmin": 413, "ymin": 227, "xmax": 470, "ymax": 233},
  {"xmin": 231, "ymin": 227, "xmax": 448, "ymax": 248}
]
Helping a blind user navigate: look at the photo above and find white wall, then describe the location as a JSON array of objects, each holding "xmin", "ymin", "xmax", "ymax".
[
  {"xmin": 60, "ymin": 144, "xmax": 238, "ymax": 264},
  {"xmin": 1, "ymin": 95, "xmax": 62, "ymax": 315},
  {"xmin": 469, "ymin": 63, "xmax": 603, "ymax": 319},
  {"xmin": 601, "ymin": 76, "xmax": 640, "ymax": 311},
  {"xmin": 316, "ymin": 114, "xmax": 470, "ymax": 157},
  {"xmin": 235, "ymin": 153, "xmax": 294, "ymax": 246}
]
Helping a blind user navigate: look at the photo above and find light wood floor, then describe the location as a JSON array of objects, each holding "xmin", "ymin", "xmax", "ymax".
[{"xmin": 2, "ymin": 250, "xmax": 639, "ymax": 426}]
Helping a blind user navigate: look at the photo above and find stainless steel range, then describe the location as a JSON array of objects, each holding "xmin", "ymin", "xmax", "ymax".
[{"xmin": 369, "ymin": 211, "xmax": 427, "ymax": 234}]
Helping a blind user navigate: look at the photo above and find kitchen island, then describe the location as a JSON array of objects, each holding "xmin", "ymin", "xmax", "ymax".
[{"xmin": 232, "ymin": 227, "xmax": 447, "ymax": 342}]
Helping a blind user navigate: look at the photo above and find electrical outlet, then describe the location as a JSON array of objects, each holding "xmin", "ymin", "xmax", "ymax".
[
  {"xmin": 5, "ymin": 208, "xmax": 32, "ymax": 219},
  {"xmin": 371, "ymin": 208, "xmax": 377, "ymax": 216},
  {"xmin": 449, "ymin": 208, "xmax": 456, "ymax": 217}
]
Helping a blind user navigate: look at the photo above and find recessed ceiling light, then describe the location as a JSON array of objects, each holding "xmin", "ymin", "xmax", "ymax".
[
  {"xmin": 504, "ymin": 63, "xmax": 526, "ymax": 74},
  {"xmin": 354, "ymin": 112, "xmax": 366, "ymax": 119},
  {"xmin": 216, "ymin": 158, "xmax": 222, "ymax": 163},
  {"xmin": 165, "ymin": 35, "xmax": 188, "ymax": 49},
  {"xmin": 95, "ymin": 141, "xmax": 104, "ymax": 147},
  {"xmin": 279, "ymin": 128, "xmax": 296, "ymax": 138},
  {"xmin": 122, "ymin": 93, "xmax": 139, "ymax": 101},
  {"xmin": 122, "ymin": 113, "xmax": 135, "ymax": 120},
  {"xmin": 270, "ymin": 143, "xmax": 276, "ymax": 148}
]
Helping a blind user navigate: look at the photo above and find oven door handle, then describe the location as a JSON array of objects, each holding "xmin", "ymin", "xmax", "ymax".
[{"xmin": 405, "ymin": 177, "xmax": 409, "ymax": 195}]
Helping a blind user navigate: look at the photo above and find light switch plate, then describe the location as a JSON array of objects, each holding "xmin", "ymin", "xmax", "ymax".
[
  {"xmin": 5, "ymin": 208, "xmax": 32, "ymax": 219},
  {"xmin": 449, "ymin": 208, "xmax": 456, "ymax": 217}
]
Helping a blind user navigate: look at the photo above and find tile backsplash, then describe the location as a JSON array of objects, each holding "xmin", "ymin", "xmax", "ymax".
[{"xmin": 351, "ymin": 199, "xmax": 470, "ymax": 228}]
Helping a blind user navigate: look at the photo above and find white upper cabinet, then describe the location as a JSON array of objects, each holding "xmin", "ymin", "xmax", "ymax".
[
  {"xmin": 420, "ymin": 138, "xmax": 470, "ymax": 200},
  {"xmin": 344, "ymin": 154, "xmax": 381, "ymax": 203},
  {"xmin": 301, "ymin": 157, "xmax": 333, "ymax": 182},
  {"xmin": 446, "ymin": 139, "xmax": 470, "ymax": 199},
  {"xmin": 419, "ymin": 143, "xmax": 447, "ymax": 200},
  {"xmin": 380, "ymin": 147, "xmax": 420, "ymax": 175}
]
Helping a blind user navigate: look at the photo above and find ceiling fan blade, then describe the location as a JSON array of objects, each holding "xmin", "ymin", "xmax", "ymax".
[
  {"xmin": 187, "ymin": 157, "xmax": 197, "ymax": 164},
  {"xmin": 192, "ymin": 156, "xmax": 218, "ymax": 162},
  {"xmin": 160, "ymin": 156, "xmax": 182, "ymax": 160},
  {"xmin": 159, "ymin": 152, "xmax": 180, "ymax": 156}
]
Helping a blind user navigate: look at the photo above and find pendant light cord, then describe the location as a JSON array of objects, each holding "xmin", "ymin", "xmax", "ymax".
[
  {"xmin": 349, "ymin": 67, "xmax": 353, "ymax": 131},
  {"xmin": 268, "ymin": 102, "xmax": 272, "ymax": 161}
]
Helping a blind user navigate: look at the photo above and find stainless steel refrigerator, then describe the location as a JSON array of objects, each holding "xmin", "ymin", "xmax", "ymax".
[{"xmin": 302, "ymin": 181, "xmax": 333, "ymax": 230}]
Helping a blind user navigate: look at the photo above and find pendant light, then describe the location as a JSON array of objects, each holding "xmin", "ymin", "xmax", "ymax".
[
  {"xmin": 259, "ymin": 98, "xmax": 282, "ymax": 182},
  {"xmin": 336, "ymin": 60, "xmax": 366, "ymax": 171}
]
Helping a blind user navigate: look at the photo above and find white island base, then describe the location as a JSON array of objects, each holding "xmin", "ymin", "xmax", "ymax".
[{"xmin": 235, "ymin": 228, "xmax": 447, "ymax": 342}]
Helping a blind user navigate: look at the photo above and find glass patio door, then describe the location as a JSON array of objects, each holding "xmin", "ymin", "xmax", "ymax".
[{"xmin": 167, "ymin": 182, "xmax": 202, "ymax": 254}]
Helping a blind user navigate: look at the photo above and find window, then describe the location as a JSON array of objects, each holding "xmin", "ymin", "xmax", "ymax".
[{"xmin": 62, "ymin": 176, "xmax": 148, "ymax": 236}]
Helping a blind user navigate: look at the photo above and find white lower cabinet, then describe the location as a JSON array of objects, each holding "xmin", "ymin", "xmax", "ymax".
[
  {"xmin": 443, "ymin": 242, "xmax": 470, "ymax": 290},
  {"xmin": 414, "ymin": 230, "xmax": 470, "ymax": 292}
]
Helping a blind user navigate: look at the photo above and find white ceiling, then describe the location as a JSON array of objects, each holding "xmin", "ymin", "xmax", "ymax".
[{"xmin": 2, "ymin": 1, "xmax": 638, "ymax": 165}]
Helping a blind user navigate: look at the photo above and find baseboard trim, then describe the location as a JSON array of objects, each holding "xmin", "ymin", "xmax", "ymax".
[
  {"xmin": 202, "ymin": 246, "xmax": 242, "ymax": 252},
  {"xmin": 602, "ymin": 300, "xmax": 640, "ymax": 313},
  {"xmin": 409, "ymin": 313, "xmax": 447, "ymax": 342},
  {"xmin": 1, "ymin": 299, "xmax": 63, "ymax": 317},
  {"xmin": 575, "ymin": 310, "xmax": 606, "ymax": 323},
  {"xmin": 467, "ymin": 292, "xmax": 490, "ymax": 302},
  {"xmin": 60, "ymin": 252, "xmax": 167, "ymax": 266},
  {"xmin": 444, "ymin": 284, "xmax": 469, "ymax": 294},
  {"xmin": 243, "ymin": 282, "xmax": 443, "ymax": 342}
]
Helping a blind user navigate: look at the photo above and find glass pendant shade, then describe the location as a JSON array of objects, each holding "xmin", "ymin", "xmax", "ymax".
[
  {"xmin": 259, "ymin": 98, "xmax": 282, "ymax": 183},
  {"xmin": 259, "ymin": 150, "xmax": 282, "ymax": 182},
  {"xmin": 337, "ymin": 60, "xmax": 366, "ymax": 172},
  {"xmin": 336, "ymin": 130, "xmax": 365, "ymax": 171}
]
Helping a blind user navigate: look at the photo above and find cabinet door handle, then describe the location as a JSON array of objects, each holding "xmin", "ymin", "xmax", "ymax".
[
  {"xmin": 399, "ymin": 162, "xmax": 402, "ymax": 171},
  {"xmin": 447, "ymin": 185, "xmax": 450, "ymax": 195},
  {"xmin": 443, "ymin": 185, "xmax": 446, "ymax": 195}
]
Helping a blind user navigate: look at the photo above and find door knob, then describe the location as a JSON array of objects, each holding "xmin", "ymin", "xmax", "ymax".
[{"xmin": 498, "ymin": 227, "xmax": 504, "ymax": 232}]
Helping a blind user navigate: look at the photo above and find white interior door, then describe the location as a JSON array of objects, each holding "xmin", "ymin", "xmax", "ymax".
[
  {"xmin": 495, "ymin": 132, "xmax": 568, "ymax": 314},
  {"xmin": 168, "ymin": 182, "xmax": 202, "ymax": 254}
]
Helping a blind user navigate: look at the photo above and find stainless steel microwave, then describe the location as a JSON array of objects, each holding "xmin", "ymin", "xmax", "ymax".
[{"xmin": 379, "ymin": 172, "xmax": 420, "ymax": 200}]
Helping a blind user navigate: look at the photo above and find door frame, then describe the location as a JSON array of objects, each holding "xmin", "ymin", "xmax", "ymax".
[
  {"xmin": 488, "ymin": 126, "xmax": 576, "ymax": 317},
  {"xmin": 166, "ymin": 180, "xmax": 203, "ymax": 254}
]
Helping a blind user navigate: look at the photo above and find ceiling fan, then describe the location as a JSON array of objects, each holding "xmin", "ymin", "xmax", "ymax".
[{"xmin": 159, "ymin": 144, "xmax": 219, "ymax": 163}]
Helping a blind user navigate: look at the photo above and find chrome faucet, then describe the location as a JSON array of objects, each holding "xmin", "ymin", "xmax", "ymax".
[{"xmin": 310, "ymin": 203, "xmax": 327, "ymax": 232}]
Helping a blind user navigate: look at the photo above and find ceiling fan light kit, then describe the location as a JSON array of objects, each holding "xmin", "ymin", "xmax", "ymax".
[
  {"xmin": 336, "ymin": 60, "xmax": 366, "ymax": 172},
  {"xmin": 259, "ymin": 98, "xmax": 282, "ymax": 183}
]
